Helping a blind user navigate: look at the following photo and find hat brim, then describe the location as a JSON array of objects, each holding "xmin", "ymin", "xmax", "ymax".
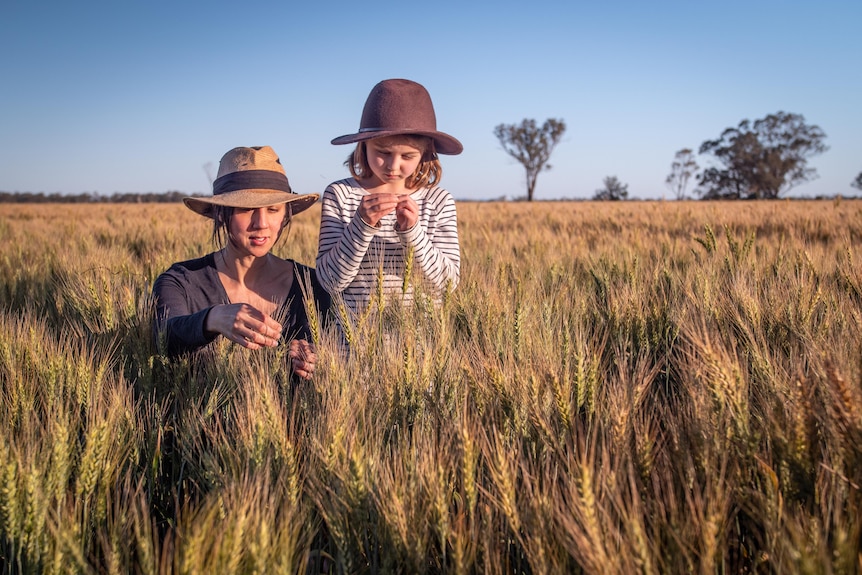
[
  {"xmin": 331, "ymin": 129, "xmax": 463, "ymax": 155},
  {"xmin": 183, "ymin": 189, "xmax": 319, "ymax": 219}
]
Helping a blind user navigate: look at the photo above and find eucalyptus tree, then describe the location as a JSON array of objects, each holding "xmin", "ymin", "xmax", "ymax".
[
  {"xmin": 593, "ymin": 176, "xmax": 629, "ymax": 201},
  {"xmin": 697, "ymin": 112, "xmax": 827, "ymax": 199},
  {"xmin": 494, "ymin": 118, "xmax": 566, "ymax": 201},
  {"xmin": 666, "ymin": 148, "xmax": 699, "ymax": 200}
]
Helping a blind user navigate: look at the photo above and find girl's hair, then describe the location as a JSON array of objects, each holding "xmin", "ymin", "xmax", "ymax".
[
  {"xmin": 345, "ymin": 135, "xmax": 443, "ymax": 190},
  {"xmin": 211, "ymin": 204, "xmax": 293, "ymax": 247}
]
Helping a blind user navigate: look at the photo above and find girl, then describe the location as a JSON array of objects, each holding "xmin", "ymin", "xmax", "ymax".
[{"xmin": 316, "ymin": 79, "xmax": 463, "ymax": 318}]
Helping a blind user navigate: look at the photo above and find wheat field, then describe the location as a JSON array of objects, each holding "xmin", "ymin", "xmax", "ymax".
[{"xmin": 1, "ymin": 199, "xmax": 861, "ymax": 574}]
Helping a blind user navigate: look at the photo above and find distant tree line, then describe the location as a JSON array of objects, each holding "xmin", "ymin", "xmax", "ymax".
[
  {"xmin": 495, "ymin": 110, "xmax": 857, "ymax": 201},
  {"xmin": 0, "ymin": 191, "xmax": 191, "ymax": 203},
  {"xmin": 6, "ymin": 111, "xmax": 857, "ymax": 204}
]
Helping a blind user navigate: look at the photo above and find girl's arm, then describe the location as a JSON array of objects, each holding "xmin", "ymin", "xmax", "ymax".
[
  {"xmin": 397, "ymin": 187, "xmax": 460, "ymax": 292},
  {"xmin": 315, "ymin": 184, "xmax": 378, "ymax": 294}
]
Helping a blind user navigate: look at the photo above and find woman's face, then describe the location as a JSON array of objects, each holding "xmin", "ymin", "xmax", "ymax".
[{"xmin": 227, "ymin": 204, "xmax": 287, "ymax": 256}]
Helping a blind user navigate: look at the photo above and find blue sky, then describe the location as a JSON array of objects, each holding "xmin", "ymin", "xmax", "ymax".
[{"xmin": 1, "ymin": 0, "xmax": 859, "ymax": 200}]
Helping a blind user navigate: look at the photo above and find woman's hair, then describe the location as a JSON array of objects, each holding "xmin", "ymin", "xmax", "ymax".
[
  {"xmin": 211, "ymin": 204, "xmax": 293, "ymax": 247},
  {"xmin": 345, "ymin": 135, "xmax": 443, "ymax": 190},
  {"xmin": 211, "ymin": 205, "xmax": 234, "ymax": 246}
]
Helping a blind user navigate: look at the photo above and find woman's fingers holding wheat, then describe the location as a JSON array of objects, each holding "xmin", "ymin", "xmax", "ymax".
[
  {"xmin": 206, "ymin": 303, "xmax": 282, "ymax": 349},
  {"xmin": 289, "ymin": 339, "xmax": 317, "ymax": 379}
]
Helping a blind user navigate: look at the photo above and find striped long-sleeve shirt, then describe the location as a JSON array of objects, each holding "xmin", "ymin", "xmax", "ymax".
[{"xmin": 315, "ymin": 178, "xmax": 461, "ymax": 314}]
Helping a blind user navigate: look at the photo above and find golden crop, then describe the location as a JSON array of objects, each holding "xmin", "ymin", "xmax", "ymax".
[{"xmin": 1, "ymin": 199, "xmax": 860, "ymax": 573}]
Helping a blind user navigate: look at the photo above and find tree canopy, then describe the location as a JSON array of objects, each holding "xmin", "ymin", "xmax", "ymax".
[
  {"xmin": 494, "ymin": 118, "xmax": 566, "ymax": 201},
  {"xmin": 666, "ymin": 148, "xmax": 699, "ymax": 200},
  {"xmin": 697, "ymin": 112, "xmax": 828, "ymax": 199},
  {"xmin": 593, "ymin": 176, "xmax": 629, "ymax": 201},
  {"xmin": 852, "ymin": 172, "xmax": 862, "ymax": 191}
]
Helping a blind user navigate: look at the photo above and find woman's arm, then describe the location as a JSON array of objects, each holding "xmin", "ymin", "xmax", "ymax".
[
  {"xmin": 154, "ymin": 269, "xmax": 285, "ymax": 356},
  {"xmin": 152, "ymin": 271, "xmax": 218, "ymax": 356}
]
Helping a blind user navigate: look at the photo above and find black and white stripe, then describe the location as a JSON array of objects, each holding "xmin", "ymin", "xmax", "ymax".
[{"xmin": 316, "ymin": 178, "xmax": 461, "ymax": 313}]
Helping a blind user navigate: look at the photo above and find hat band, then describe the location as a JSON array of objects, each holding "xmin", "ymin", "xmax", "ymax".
[{"xmin": 213, "ymin": 170, "xmax": 292, "ymax": 195}]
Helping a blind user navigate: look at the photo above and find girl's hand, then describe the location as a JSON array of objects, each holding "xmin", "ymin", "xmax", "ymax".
[
  {"xmin": 359, "ymin": 193, "xmax": 399, "ymax": 227},
  {"xmin": 205, "ymin": 303, "xmax": 282, "ymax": 349},
  {"xmin": 289, "ymin": 339, "xmax": 317, "ymax": 379},
  {"xmin": 395, "ymin": 195, "xmax": 418, "ymax": 230}
]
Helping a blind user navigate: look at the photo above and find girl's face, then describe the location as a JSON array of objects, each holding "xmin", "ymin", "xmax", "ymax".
[
  {"xmin": 365, "ymin": 137, "xmax": 423, "ymax": 188},
  {"xmin": 227, "ymin": 204, "xmax": 287, "ymax": 257}
]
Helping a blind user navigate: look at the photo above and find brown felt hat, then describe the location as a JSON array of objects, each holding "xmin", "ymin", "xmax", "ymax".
[
  {"xmin": 331, "ymin": 79, "xmax": 463, "ymax": 155},
  {"xmin": 184, "ymin": 146, "xmax": 319, "ymax": 218}
]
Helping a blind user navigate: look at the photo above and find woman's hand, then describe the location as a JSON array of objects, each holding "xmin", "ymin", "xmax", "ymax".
[
  {"xmin": 358, "ymin": 193, "xmax": 399, "ymax": 227},
  {"xmin": 289, "ymin": 339, "xmax": 317, "ymax": 380},
  {"xmin": 204, "ymin": 303, "xmax": 283, "ymax": 349}
]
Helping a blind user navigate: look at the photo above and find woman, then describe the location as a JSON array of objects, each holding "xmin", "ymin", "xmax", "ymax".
[{"xmin": 152, "ymin": 146, "xmax": 329, "ymax": 379}]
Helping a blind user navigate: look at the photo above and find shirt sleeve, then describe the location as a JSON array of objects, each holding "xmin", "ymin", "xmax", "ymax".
[
  {"xmin": 397, "ymin": 187, "xmax": 461, "ymax": 292},
  {"xmin": 152, "ymin": 269, "xmax": 219, "ymax": 356},
  {"xmin": 315, "ymin": 183, "xmax": 378, "ymax": 295}
]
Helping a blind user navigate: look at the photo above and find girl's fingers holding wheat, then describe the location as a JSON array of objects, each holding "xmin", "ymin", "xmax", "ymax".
[
  {"xmin": 359, "ymin": 193, "xmax": 399, "ymax": 227},
  {"xmin": 395, "ymin": 194, "xmax": 418, "ymax": 230}
]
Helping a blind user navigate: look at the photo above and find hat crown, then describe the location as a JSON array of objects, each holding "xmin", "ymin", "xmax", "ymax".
[
  {"xmin": 330, "ymin": 78, "xmax": 463, "ymax": 155},
  {"xmin": 183, "ymin": 146, "xmax": 319, "ymax": 219},
  {"xmin": 217, "ymin": 146, "xmax": 285, "ymax": 179},
  {"xmin": 359, "ymin": 79, "xmax": 437, "ymax": 133}
]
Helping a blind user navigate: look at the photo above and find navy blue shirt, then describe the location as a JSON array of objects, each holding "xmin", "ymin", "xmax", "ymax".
[{"xmin": 152, "ymin": 253, "xmax": 330, "ymax": 356}]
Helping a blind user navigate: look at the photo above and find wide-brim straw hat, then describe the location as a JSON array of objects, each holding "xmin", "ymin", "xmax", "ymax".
[
  {"xmin": 183, "ymin": 146, "xmax": 319, "ymax": 218},
  {"xmin": 331, "ymin": 79, "xmax": 463, "ymax": 155}
]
